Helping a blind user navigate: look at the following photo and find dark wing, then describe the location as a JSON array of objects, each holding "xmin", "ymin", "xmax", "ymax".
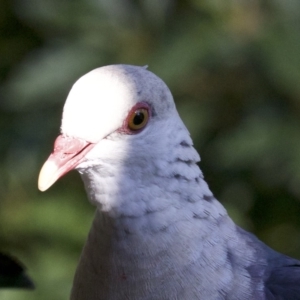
[
  {"xmin": 236, "ymin": 227, "xmax": 300, "ymax": 299},
  {"xmin": 0, "ymin": 252, "xmax": 34, "ymax": 289},
  {"xmin": 265, "ymin": 256, "xmax": 300, "ymax": 300}
]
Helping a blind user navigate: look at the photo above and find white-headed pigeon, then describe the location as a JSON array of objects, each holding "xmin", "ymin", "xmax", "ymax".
[{"xmin": 38, "ymin": 65, "xmax": 300, "ymax": 300}]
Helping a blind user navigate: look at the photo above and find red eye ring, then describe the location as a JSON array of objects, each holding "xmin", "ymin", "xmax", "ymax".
[
  {"xmin": 120, "ymin": 102, "xmax": 151, "ymax": 134},
  {"xmin": 128, "ymin": 107, "xmax": 149, "ymax": 130}
]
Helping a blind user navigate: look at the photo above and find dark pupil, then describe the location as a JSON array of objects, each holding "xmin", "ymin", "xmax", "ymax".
[{"xmin": 133, "ymin": 111, "xmax": 145, "ymax": 125}]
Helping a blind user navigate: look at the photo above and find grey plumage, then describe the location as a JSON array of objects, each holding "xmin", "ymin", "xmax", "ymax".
[{"xmin": 38, "ymin": 64, "xmax": 300, "ymax": 299}]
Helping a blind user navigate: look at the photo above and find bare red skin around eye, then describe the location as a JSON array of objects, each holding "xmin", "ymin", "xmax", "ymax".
[{"xmin": 118, "ymin": 102, "xmax": 151, "ymax": 134}]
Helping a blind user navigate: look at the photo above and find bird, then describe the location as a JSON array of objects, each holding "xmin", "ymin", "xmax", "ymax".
[
  {"xmin": 0, "ymin": 252, "xmax": 34, "ymax": 289},
  {"xmin": 38, "ymin": 64, "xmax": 300, "ymax": 299}
]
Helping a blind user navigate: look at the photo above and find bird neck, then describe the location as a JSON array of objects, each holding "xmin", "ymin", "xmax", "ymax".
[
  {"xmin": 79, "ymin": 118, "xmax": 222, "ymax": 219},
  {"xmin": 72, "ymin": 133, "xmax": 264, "ymax": 299},
  {"xmin": 77, "ymin": 136, "xmax": 231, "ymax": 247},
  {"xmin": 71, "ymin": 173, "xmax": 240, "ymax": 299}
]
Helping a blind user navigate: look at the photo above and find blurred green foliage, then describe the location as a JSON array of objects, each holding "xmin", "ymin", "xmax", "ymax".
[{"xmin": 1, "ymin": 0, "xmax": 300, "ymax": 299}]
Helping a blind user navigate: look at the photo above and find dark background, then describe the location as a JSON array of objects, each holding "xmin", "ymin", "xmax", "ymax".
[{"xmin": 1, "ymin": 0, "xmax": 300, "ymax": 299}]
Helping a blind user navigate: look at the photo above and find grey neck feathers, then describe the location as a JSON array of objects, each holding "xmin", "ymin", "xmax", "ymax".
[
  {"xmin": 79, "ymin": 120, "xmax": 222, "ymax": 220},
  {"xmin": 71, "ymin": 127, "xmax": 265, "ymax": 299}
]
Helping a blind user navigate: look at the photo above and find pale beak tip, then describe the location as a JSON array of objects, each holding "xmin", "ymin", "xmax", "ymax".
[
  {"xmin": 38, "ymin": 160, "xmax": 58, "ymax": 192},
  {"xmin": 38, "ymin": 181, "xmax": 49, "ymax": 192}
]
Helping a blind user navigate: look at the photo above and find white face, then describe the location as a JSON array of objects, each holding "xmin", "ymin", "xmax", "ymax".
[
  {"xmin": 61, "ymin": 65, "xmax": 175, "ymax": 143},
  {"xmin": 62, "ymin": 67, "xmax": 137, "ymax": 143}
]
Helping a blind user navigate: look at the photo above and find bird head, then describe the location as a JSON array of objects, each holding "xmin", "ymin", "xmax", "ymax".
[{"xmin": 38, "ymin": 65, "xmax": 183, "ymax": 193}]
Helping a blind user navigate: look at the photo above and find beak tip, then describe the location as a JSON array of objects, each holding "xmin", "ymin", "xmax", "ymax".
[
  {"xmin": 38, "ymin": 160, "xmax": 58, "ymax": 192},
  {"xmin": 37, "ymin": 182, "xmax": 48, "ymax": 192}
]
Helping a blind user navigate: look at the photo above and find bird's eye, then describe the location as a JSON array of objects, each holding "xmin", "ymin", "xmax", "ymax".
[{"xmin": 128, "ymin": 108, "xmax": 149, "ymax": 131}]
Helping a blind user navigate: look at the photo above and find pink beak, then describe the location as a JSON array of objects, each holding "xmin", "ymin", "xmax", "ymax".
[{"xmin": 38, "ymin": 135, "xmax": 95, "ymax": 191}]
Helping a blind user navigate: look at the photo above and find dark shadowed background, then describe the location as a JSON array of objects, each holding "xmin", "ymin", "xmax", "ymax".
[{"xmin": 1, "ymin": 0, "xmax": 300, "ymax": 299}]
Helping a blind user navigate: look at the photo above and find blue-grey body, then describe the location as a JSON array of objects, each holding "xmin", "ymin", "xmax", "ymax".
[{"xmin": 39, "ymin": 65, "xmax": 300, "ymax": 299}]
